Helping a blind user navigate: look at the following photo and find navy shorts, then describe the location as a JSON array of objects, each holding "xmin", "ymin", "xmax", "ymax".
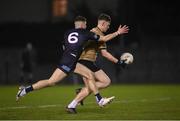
[
  {"xmin": 78, "ymin": 59, "xmax": 100, "ymax": 72},
  {"xmin": 58, "ymin": 53, "xmax": 78, "ymax": 74}
]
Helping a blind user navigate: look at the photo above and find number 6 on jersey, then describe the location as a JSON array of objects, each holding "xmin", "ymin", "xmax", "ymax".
[{"xmin": 68, "ymin": 32, "xmax": 79, "ymax": 44}]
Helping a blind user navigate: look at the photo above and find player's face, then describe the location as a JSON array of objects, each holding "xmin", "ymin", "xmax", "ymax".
[
  {"xmin": 102, "ymin": 21, "xmax": 110, "ymax": 32},
  {"xmin": 82, "ymin": 21, "xmax": 87, "ymax": 29},
  {"xmin": 75, "ymin": 21, "xmax": 87, "ymax": 29}
]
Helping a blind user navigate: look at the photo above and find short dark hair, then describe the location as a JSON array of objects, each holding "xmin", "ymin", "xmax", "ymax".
[
  {"xmin": 74, "ymin": 16, "xmax": 87, "ymax": 22},
  {"xmin": 98, "ymin": 13, "xmax": 111, "ymax": 23}
]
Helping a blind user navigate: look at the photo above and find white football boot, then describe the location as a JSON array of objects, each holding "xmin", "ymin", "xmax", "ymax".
[
  {"xmin": 16, "ymin": 86, "xmax": 26, "ymax": 101},
  {"xmin": 98, "ymin": 96, "xmax": 115, "ymax": 107}
]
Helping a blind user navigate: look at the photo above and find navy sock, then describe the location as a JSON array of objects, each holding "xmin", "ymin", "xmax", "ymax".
[
  {"xmin": 25, "ymin": 85, "xmax": 34, "ymax": 93},
  {"xmin": 95, "ymin": 93, "xmax": 102, "ymax": 102}
]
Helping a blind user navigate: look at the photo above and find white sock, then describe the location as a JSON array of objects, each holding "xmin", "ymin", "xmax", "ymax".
[
  {"xmin": 98, "ymin": 98, "xmax": 104, "ymax": 105},
  {"xmin": 96, "ymin": 96, "xmax": 100, "ymax": 103},
  {"xmin": 20, "ymin": 88, "xmax": 26, "ymax": 96},
  {"xmin": 68, "ymin": 100, "xmax": 78, "ymax": 108}
]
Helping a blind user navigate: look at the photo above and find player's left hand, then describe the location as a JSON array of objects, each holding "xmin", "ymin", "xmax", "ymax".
[
  {"xmin": 116, "ymin": 59, "xmax": 127, "ymax": 69},
  {"xmin": 117, "ymin": 25, "xmax": 129, "ymax": 35}
]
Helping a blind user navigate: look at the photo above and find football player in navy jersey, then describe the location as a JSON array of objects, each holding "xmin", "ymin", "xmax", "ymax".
[{"xmin": 16, "ymin": 16, "xmax": 125, "ymax": 112}]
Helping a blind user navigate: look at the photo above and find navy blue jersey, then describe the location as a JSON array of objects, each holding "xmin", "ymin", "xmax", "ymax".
[
  {"xmin": 63, "ymin": 28, "xmax": 99, "ymax": 58},
  {"xmin": 59, "ymin": 28, "xmax": 100, "ymax": 74}
]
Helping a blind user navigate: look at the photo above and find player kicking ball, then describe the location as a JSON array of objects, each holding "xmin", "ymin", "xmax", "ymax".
[
  {"xmin": 16, "ymin": 16, "xmax": 126, "ymax": 111},
  {"xmin": 66, "ymin": 13, "xmax": 130, "ymax": 114}
]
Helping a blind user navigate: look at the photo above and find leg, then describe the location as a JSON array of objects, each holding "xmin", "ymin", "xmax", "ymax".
[
  {"xmin": 74, "ymin": 69, "xmax": 111, "ymax": 103},
  {"xmin": 67, "ymin": 63, "xmax": 102, "ymax": 111},
  {"xmin": 67, "ymin": 67, "xmax": 114, "ymax": 111},
  {"xmin": 94, "ymin": 69, "xmax": 111, "ymax": 89},
  {"xmin": 74, "ymin": 77, "xmax": 91, "ymax": 102},
  {"xmin": 16, "ymin": 68, "xmax": 67, "ymax": 101},
  {"xmin": 32, "ymin": 68, "xmax": 67, "ymax": 90},
  {"xmin": 74, "ymin": 63, "xmax": 98, "ymax": 95}
]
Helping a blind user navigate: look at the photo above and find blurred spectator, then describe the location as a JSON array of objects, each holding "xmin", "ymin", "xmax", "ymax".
[{"xmin": 20, "ymin": 42, "xmax": 37, "ymax": 85}]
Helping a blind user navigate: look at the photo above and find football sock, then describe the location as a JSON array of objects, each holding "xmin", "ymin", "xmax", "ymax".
[
  {"xmin": 25, "ymin": 85, "xmax": 34, "ymax": 93},
  {"xmin": 95, "ymin": 93, "xmax": 102, "ymax": 102},
  {"xmin": 68, "ymin": 100, "xmax": 78, "ymax": 108}
]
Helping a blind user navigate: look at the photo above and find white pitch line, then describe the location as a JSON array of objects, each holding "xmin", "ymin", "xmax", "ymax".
[
  {"xmin": 0, "ymin": 97, "xmax": 172, "ymax": 110},
  {"xmin": 87, "ymin": 97, "xmax": 171, "ymax": 104},
  {"xmin": 112, "ymin": 97, "xmax": 171, "ymax": 103},
  {"xmin": 0, "ymin": 106, "xmax": 28, "ymax": 110},
  {"xmin": 0, "ymin": 104, "xmax": 64, "ymax": 110},
  {"xmin": 38, "ymin": 104, "xmax": 62, "ymax": 108}
]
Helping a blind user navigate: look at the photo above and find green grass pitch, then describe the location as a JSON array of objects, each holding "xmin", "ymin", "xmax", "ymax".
[{"xmin": 0, "ymin": 84, "xmax": 180, "ymax": 120}]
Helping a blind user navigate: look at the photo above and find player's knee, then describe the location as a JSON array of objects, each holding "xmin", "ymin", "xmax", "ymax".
[
  {"xmin": 104, "ymin": 78, "xmax": 111, "ymax": 87},
  {"xmin": 47, "ymin": 80, "xmax": 56, "ymax": 86}
]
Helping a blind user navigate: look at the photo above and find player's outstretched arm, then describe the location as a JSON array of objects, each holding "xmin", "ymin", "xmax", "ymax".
[
  {"xmin": 100, "ymin": 49, "xmax": 127, "ymax": 68},
  {"xmin": 101, "ymin": 49, "xmax": 118, "ymax": 63},
  {"xmin": 99, "ymin": 25, "xmax": 129, "ymax": 42}
]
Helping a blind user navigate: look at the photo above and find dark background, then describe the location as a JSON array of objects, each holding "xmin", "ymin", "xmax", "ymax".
[{"xmin": 0, "ymin": 0, "xmax": 180, "ymax": 84}]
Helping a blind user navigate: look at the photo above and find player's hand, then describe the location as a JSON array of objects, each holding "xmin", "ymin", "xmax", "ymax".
[
  {"xmin": 116, "ymin": 59, "xmax": 127, "ymax": 69},
  {"xmin": 116, "ymin": 25, "xmax": 129, "ymax": 35}
]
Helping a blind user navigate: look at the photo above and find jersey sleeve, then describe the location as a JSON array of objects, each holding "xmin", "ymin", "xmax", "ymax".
[
  {"xmin": 98, "ymin": 42, "xmax": 107, "ymax": 50},
  {"xmin": 87, "ymin": 31, "xmax": 100, "ymax": 42}
]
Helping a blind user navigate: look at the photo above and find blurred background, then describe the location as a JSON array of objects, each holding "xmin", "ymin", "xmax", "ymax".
[{"xmin": 0, "ymin": 0, "xmax": 180, "ymax": 85}]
